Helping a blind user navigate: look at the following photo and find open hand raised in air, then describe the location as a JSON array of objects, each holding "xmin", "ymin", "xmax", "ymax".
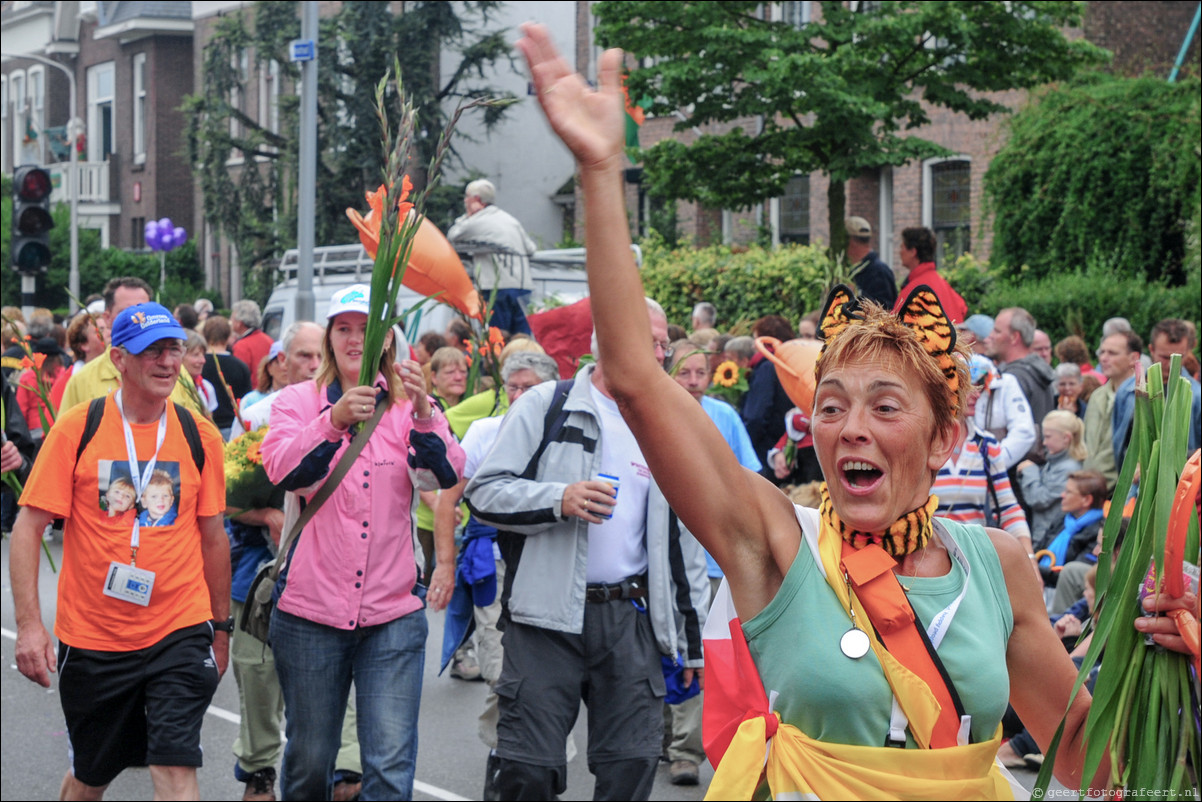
[{"xmin": 516, "ymin": 23, "xmax": 627, "ymax": 172}]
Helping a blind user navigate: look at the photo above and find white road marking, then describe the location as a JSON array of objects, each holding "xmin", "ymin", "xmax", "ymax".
[{"xmin": 3, "ymin": 626, "xmax": 467, "ymax": 800}]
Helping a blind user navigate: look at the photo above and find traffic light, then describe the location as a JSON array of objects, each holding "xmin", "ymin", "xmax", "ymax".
[{"xmin": 11, "ymin": 165, "xmax": 54, "ymax": 273}]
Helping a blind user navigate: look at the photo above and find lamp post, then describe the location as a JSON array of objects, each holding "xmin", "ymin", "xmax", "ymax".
[{"xmin": 3, "ymin": 50, "xmax": 81, "ymax": 313}]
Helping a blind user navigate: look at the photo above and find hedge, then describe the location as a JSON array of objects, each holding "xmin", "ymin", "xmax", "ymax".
[
  {"xmin": 944, "ymin": 254, "xmax": 1201, "ymax": 348},
  {"xmin": 635, "ymin": 236, "xmax": 1199, "ymax": 351},
  {"xmin": 638, "ymin": 233, "xmax": 838, "ymax": 330}
]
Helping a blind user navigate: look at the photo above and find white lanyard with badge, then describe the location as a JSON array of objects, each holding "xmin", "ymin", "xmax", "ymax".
[{"xmin": 102, "ymin": 390, "xmax": 167, "ymax": 607}]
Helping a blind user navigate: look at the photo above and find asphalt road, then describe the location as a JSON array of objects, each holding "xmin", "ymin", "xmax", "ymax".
[
  {"xmin": 2, "ymin": 533, "xmax": 1057, "ymax": 800},
  {"xmin": 1, "ymin": 533, "xmax": 713, "ymax": 801}
]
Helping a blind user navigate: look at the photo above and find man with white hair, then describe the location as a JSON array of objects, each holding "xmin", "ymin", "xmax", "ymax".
[
  {"xmin": 464, "ymin": 299, "xmax": 709, "ymax": 801},
  {"xmin": 230, "ymin": 300, "xmax": 274, "ymax": 375},
  {"xmin": 690, "ymin": 302, "xmax": 717, "ymax": 332},
  {"xmin": 448, "ymin": 179, "xmax": 538, "ymax": 335}
]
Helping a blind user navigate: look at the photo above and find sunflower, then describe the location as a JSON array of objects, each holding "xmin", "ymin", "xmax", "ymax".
[{"xmin": 714, "ymin": 360, "xmax": 741, "ymax": 388}]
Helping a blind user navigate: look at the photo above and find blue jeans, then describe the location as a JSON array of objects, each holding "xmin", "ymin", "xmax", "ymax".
[
  {"xmin": 488, "ymin": 289, "xmax": 532, "ymax": 335},
  {"xmin": 270, "ymin": 608, "xmax": 427, "ymax": 800}
]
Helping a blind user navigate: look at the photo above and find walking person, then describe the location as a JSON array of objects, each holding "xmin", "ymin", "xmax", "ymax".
[
  {"xmin": 11, "ymin": 302, "xmax": 228, "ymax": 800},
  {"xmin": 259, "ymin": 285, "xmax": 465, "ymax": 800}
]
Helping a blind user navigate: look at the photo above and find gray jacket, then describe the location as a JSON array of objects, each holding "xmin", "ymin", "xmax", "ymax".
[
  {"xmin": 464, "ymin": 367, "xmax": 709, "ymax": 666},
  {"xmin": 447, "ymin": 205, "xmax": 536, "ymax": 292},
  {"xmin": 1020, "ymin": 449, "xmax": 1082, "ymax": 548}
]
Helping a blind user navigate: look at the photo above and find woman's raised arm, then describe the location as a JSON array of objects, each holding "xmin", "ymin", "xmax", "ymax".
[{"xmin": 517, "ymin": 24, "xmax": 799, "ymax": 617}]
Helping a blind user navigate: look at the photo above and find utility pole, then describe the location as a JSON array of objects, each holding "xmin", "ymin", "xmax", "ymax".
[{"xmin": 290, "ymin": 4, "xmax": 318, "ymax": 324}]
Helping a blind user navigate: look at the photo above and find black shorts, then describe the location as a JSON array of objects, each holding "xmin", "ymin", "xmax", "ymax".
[{"xmin": 57, "ymin": 622, "xmax": 220, "ymax": 788}]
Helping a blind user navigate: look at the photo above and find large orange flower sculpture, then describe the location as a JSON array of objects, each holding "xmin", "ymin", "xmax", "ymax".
[{"xmin": 346, "ymin": 181, "xmax": 482, "ymax": 319}]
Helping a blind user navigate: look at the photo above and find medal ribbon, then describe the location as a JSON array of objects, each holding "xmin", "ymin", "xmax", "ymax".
[{"xmin": 114, "ymin": 390, "xmax": 168, "ymax": 565}]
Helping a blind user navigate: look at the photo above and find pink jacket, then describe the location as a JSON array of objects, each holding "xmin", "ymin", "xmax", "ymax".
[{"xmin": 261, "ymin": 378, "xmax": 465, "ymax": 629}]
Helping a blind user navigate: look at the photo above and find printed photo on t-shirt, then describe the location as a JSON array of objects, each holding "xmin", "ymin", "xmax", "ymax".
[{"xmin": 97, "ymin": 460, "xmax": 182, "ymax": 527}]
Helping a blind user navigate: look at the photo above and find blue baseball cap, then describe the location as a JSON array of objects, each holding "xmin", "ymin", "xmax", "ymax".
[
  {"xmin": 959, "ymin": 314, "xmax": 994, "ymax": 343},
  {"xmin": 111, "ymin": 303, "xmax": 187, "ymax": 355}
]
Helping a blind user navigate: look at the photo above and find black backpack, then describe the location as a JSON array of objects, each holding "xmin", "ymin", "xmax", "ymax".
[
  {"xmin": 75, "ymin": 396, "xmax": 206, "ymax": 473},
  {"xmin": 494, "ymin": 379, "xmax": 574, "ymax": 622}
]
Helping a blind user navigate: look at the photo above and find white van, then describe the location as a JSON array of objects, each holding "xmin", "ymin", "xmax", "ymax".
[{"xmin": 261, "ymin": 244, "xmax": 639, "ymax": 341}]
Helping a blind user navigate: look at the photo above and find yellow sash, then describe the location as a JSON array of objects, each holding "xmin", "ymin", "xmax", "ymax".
[{"xmin": 707, "ymin": 714, "xmax": 1012, "ymax": 800}]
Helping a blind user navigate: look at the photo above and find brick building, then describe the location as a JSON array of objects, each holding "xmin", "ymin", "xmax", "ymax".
[
  {"xmin": 1, "ymin": 0, "xmax": 195, "ymax": 251},
  {"xmin": 576, "ymin": 0, "xmax": 1200, "ymax": 280}
]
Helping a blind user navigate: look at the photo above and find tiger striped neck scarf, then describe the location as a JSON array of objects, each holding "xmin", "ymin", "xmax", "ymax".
[{"xmin": 819, "ymin": 483, "xmax": 938, "ymax": 558}]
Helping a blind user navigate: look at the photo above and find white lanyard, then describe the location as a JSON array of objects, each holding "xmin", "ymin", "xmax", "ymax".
[
  {"xmin": 887, "ymin": 521, "xmax": 972, "ymax": 746},
  {"xmin": 798, "ymin": 509, "xmax": 974, "ymax": 745},
  {"xmin": 114, "ymin": 390, "xmax": 167, "ymax": 565}
]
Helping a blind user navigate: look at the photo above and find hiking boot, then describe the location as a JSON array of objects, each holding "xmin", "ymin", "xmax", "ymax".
[
  {"xmin": 242, "ymin": 767, "xmax": 276, "ymax": 801},
  {"xmin": 669, "ymin": 759, "xmax": 699, "ymax": 786},
  {"xmin": 331, "ymin": 771, "xmax": 362, "ymax": 801}
]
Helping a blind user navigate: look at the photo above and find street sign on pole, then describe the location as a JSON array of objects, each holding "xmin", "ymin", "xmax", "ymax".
[{"xmin": 289, "ymin": 39, "xmax": 315, "ymax": 63}]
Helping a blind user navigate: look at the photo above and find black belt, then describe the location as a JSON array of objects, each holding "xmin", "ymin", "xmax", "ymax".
[{"xmin": 585, "ymin": 574, "xmax": 648, "ymax": 603}]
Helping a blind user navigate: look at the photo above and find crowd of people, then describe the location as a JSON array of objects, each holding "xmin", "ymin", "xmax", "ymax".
[{"xmin": 3, "ymin": 24, "xmax": 1201, "ymax": 802}]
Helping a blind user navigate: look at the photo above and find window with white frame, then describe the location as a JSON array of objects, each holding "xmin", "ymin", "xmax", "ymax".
[
  {"xmin": 924, "ymin": 158, "xmax": 971, "ymax": 265},
  {"xmin": 777, "ymin": 1, "xmax": 811, "ymax": 27},
  {"xmin": 133, "ymin": 53, "xmax": 147, "ymax": 163},
  {"xmin": 1, "ymin": 75, "xmax": 8, "ymax": 174},
  {"xmin": 87, "ymin": 61, "xmax": 115, "ymax": 162},
  {"xmin": 11, "ymin": 71, "xmax": 26, "ymax": 166},
  {"xmin": 228, "ymin": 48, "xmax": 248, "ymax": 162},
  {"xmin": 779, "ymin": 173, "xmax": 810, "ymax": 245},
  {"xmin": 257, "ymin": 59, "xmax": 280, "ymax": 156},
  {"xmin": 27, "ymin": 66, "xmax": 44, "ymax": 163}
]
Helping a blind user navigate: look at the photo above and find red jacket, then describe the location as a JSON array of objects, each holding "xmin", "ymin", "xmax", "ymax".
[
  {"xmin": 894, "ymin": 261, "xmax": 968, "ymax": 324},
  {"xmin": 231, "ymin": 328, "xmax": 274, "ymax": 374}
]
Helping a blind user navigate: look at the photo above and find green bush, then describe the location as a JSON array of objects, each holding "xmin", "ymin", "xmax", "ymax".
[
  {"xmin": 984, "ymin": 73, "xmax": 1201, "ymax": 285},
  {"xmin": 946, "ymin": 254, "xmax": 1201, "ymax": 347},
  {"xmin": 638, "ymin": 233, "xmax": 836, "ymax": 329}
]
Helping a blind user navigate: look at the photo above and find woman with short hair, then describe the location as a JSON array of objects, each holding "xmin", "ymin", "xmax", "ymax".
[{"xmin": 516, "ymin": 24, "xmax": 1109, "ymax": 797}]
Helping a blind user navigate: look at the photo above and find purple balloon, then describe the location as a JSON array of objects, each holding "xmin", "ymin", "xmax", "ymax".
[
  {"xmin": 145, "ymin": 230, "xmax": 161, "ymax": 251},
  {"xmin": 171, "ymin": 226, "xmax": 187, "ymax": 250}
]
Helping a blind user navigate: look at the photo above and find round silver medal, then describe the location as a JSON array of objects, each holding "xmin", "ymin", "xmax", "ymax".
[{"xmin": 840, "ymin": 627, "xmax": 871, "ymax": 659}]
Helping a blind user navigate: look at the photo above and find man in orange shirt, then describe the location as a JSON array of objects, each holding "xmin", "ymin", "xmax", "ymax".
[{"xmin": 10, "ymin": 302, "xmax": 228, "ymax": 801}]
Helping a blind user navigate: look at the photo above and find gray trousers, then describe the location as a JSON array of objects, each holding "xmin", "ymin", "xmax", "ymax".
[{"xmin": 494, "ymin": 600, "xmax": 665, "ymax": 800}]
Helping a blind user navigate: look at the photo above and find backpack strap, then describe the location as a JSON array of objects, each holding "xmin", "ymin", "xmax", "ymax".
[
  {"xmin": 498, "ymin": 378, "xmax": 577, "ymax": 624},
  {"xmin": 172, "ymin": 403, "xmax": 206, "ymax": 474},
  {"xmin": 73, "ymin": 396, "xmax": 205, "ymax": 474},
  {"xmin": 519, "ymin": 378, "xmax": 575, "ymax": 480},
  {"xmin": 75, "ymin": 396, "xmax": 108, "ymax": 466}
]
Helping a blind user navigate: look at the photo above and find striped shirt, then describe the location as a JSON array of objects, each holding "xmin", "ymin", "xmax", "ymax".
[{"xmin": 934, "ymin": 424, "xmax": 1030, "ymax": 540}]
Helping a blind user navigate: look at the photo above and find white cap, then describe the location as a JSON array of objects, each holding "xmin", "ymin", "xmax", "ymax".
[
  {"xmin": 86, "ymin": 299, "xmax": 105, "ymax": 315},
  {"xmin": 326, "ymin": 284, "xmax": 371, "ymax": 318}
]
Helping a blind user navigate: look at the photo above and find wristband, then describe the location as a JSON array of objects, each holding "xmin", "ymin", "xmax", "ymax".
[{"xmin": 211, "ymin": 616, "xmax": 235, "ymax": 633}]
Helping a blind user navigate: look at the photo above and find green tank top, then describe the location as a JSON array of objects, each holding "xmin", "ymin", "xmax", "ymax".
[{"xmin": 741, "ymin": 510, "xmax": 1013, "ymax": 748}]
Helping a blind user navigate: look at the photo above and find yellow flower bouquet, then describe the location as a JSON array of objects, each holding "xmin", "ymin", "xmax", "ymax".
[{"xmin": 224, "ymin": 427, "xmax": 284, "ymax": 513}]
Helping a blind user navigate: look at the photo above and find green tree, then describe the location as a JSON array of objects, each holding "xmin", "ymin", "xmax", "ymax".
[
  {"xmin": 983, "ymin": 73, "xmax": 1201, "ymax": 284},
  {"xmin": 184, "ymin": 1, "xmax": 516, "ymax": 300},
  {"xmin": 594, "ymin": 1, "xmax": 1107, "ymax": 259}
]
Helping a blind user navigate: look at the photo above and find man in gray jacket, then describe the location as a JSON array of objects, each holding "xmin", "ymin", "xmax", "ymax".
[
  {"xmin": 464, "ymin": 301, "xmax": 709, "ymax": 801},
  {"xmin": 448, "ymin": 179, "xmax": 538, "ymax": 335}
]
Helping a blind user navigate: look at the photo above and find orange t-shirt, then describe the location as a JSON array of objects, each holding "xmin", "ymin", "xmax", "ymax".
[{"xmin": 20, "ymin": 395, "xmax": 226, "ymax": 651}]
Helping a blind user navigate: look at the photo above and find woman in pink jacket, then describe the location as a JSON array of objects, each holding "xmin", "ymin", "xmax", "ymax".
[{"xmin": 261, "ymin": 285, "xmax": 465, "ymax": 801}]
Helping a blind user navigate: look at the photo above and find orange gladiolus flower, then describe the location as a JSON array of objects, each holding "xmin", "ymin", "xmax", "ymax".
[
  {"xmin": 345, "ymin": 180, "xmax": 482, "ymax": 319},
  {"xmin": 19, "ymin": 353, "xmax": 47, "ymax": 371}
]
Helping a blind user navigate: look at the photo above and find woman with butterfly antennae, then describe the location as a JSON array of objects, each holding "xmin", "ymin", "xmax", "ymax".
[{"xmin": 516, "ymin": 22, "xmax": 1111, "ymax": 799}]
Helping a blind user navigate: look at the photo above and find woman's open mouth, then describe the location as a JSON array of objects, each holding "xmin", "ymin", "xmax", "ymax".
[{"xmin": 839, "ymin": 458, "xmax": 884, "ymax": 492}]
